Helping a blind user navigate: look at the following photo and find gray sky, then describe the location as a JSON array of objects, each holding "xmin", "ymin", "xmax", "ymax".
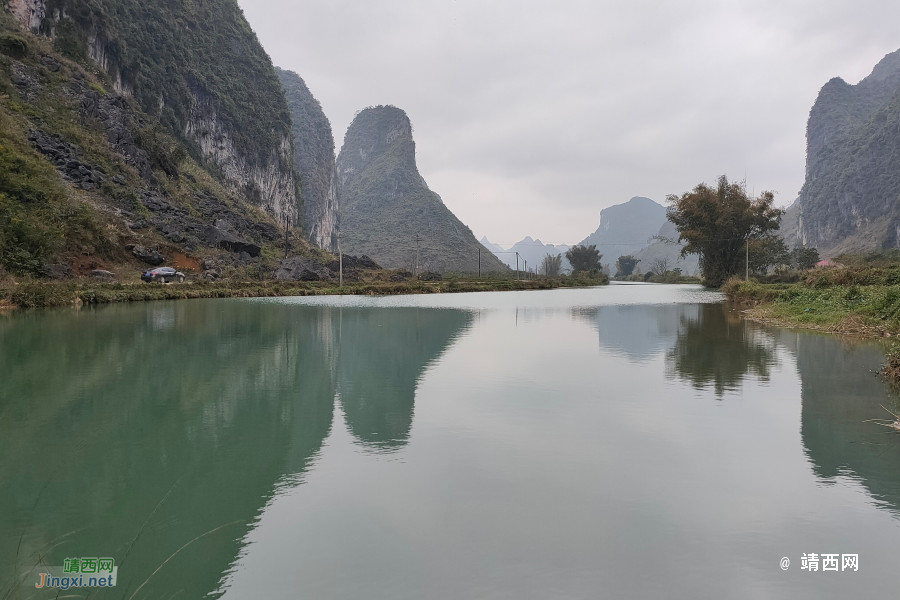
[{"xmin": 239, "ymin": 0, "xmax": 900, "ymax": 245}]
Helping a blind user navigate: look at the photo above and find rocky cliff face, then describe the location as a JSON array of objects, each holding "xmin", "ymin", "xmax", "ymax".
[
  {"xmin": 336, "ymin": 105, "xmax": 506, "ymax": 273},
  {"xmin": 277, "ymin": 68, "xmax": 339, "ymax": 250},
  {"xmin": 9, "ymin": 0, "xmax": 299, "ymax": 223},
  {"xmin": 797, "ymin": 48, "xmax": 900, "ymax": 255},
  {"xmin": 0, "ymin": 3, "xmax": 303, "ymax": 278}
]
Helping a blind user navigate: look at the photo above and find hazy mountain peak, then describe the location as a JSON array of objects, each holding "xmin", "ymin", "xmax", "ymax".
[{"xmin": 337, "ymin": 107, "xmax": 506, "ymax": 272}]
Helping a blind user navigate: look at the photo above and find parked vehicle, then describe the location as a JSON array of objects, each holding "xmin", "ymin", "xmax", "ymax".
[{"xmin": 141, "ymin": 267, "xmax": 185, "ymax": 283}]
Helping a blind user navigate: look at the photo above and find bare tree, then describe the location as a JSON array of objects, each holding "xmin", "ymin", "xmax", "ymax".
[{"xmin": 649, "ymin": 257, "xmax": 670, "ymax": 276}]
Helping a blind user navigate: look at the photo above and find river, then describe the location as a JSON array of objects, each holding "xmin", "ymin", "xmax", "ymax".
[{"xmin": 1, "ymin": 283, "xmax": 899, "ymax": 598}]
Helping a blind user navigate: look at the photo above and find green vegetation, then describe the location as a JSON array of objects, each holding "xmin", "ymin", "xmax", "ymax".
[
  {"xmin": 615, "ymin": 255, "xmax": 639, "ymax": 277},
  {"xmin": 565, "ymin": 244, "xmax": 603, "ymax": 274},
  {"xmin": 798, "ymin": 50, "xmax": 900, "ymax": 253},
  {"xmin": 667, "ymin": 175, "xmax": 784, "ymax": 287},
  {"xmin": 277, "ymin": 68, "xmax": 335, "ymax": 244},
  {"xmin": 0, "ymin": 109, "xmax": 111, "ymax": 275},
  {"xmin": 47, "ymin": 0, "xmax": 293, "ymax": 166},
  {"xmin": 0, "ymin": 277, "xmax": 601, "ymax": 309},
  {"xmin": 540, "ymin": 253, "xmax": 562, "ymax": 277},
  {"xmin": 722, "ymin": 265, "xmax": 900, "ymax": 335}
]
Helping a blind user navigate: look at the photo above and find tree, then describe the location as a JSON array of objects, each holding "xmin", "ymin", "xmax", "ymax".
[
  {"xmin": 748, "ymin": 236, "xmax": 791, "ymax": 274},
  {"xmin": 791, "ymin": 246, "xmax": 820, "ymax": 270},
  {"xmin": 649, "ymin": 257, "xmax": 670, "ymax": 276},
  {"xmin": 667, "ymin": 175, "xmax": 784, "ymax": 287},
  {"xmin": 615, "ymin": 255, "xmax": 639, "ymax": 277},
  {"xmin": 541, "ymin": 253, "xmax": 562, "ymax": 277},
  {"xmin": 566, "ymin": 244, "xmax": 603, "ymax": 273}
]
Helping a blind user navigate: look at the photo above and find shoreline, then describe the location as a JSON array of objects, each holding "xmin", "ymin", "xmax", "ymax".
[
  {"xmin": 0, "ymin": 277, "xmax": 607, "ymax": 310},
  {"xmin": 722, "ymin": 276, "xmax": 900, "ymax": 384},
  {"xmin": 722, "ymin": 278, "xmax": 899, "ymax": 339}
]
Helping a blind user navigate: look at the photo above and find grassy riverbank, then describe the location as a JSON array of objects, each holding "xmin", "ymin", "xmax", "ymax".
[
  {"xmin": 722, "ymin": 267, "xmax": 900, "ymax": 337},
  {"xmin": 723, "ymin": 267, "xmax": 900, "ymax": 383},
  {"xmin": 0, "ymin": 276, "xmax": 608, "ymax": 309}
]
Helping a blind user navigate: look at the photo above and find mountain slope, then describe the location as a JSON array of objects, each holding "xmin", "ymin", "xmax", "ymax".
[
  {"xmin": 336, "ymin": 105, "xmax": 505, "ymax": 273},
  {"xmin": 797, "ymin": 48, "xmax": 900, "ymax": 255},
  {"xmin": 480, "ymin": 236, "xmax": 506, "ymax": 256},
  {"xmin": 632, "ymin": 221, "xmax": 700, "ymax": 276},
  {"xmin": 277, "ymin": 67, "xmax": 339, "ymax": 250},
  {"xmin": 578, "ymin": 196, "xmax": 667, "ymax": 263},
  {"xmin": 11, "ymin": 0, "xmax": 299, "ymax": 222},
  {"xmin": 0, "ymin": 1, "xmax": 309, "ymax": 278}
]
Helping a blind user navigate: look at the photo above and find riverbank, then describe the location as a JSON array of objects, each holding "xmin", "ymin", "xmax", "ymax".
[
  {"xmin": 0, "ymin": 276, "xmax": 608, "ymax": 309},
  {"xmin": 722, "ymin": 270, "xmax": 900, "ymax": 383},
  {"xmin": 722, "ymin": 270, "xmax": 900, "ymax": 338}
]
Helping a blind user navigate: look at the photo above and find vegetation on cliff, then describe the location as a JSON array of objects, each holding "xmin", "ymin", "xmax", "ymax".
[
  {"xmin": 45, "ymin": 0, "xmax": 294, "ymax": 167},
  {"xmin": 797, "ymin": 48, "xmax": 900, "ymax": 254},
  {"xmin": 0, "ymin": 4, "xmax": 312, "ymax": 282},
  {"xmin": 277, "ymin": 67, "xmax": 338, "ymax": 250}
]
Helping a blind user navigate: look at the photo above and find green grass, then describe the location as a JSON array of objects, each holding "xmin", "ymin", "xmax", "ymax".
[
  {"xmin": 0, "ymin": 106, "xmax": 113, "ymax": 276},
  {"xmin": 0, "ymin": 277, "xmax": 608, "ymax": 309},
  {"xmin": 722, "ymin": 276, "xmax": 900, "ymax": 334}
]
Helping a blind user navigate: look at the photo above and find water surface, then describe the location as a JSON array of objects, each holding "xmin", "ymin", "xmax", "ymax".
[{"xmin": 1, "ymin": 283, "xmax": 899, "ymax": 599}]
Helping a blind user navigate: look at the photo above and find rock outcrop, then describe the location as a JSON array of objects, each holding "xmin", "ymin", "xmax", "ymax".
[
  {"xmin": 336, "ymin": 105, "xmax": 506, "ymax": 273},
  {"xmin": 10, "ymin": 0, "xmax": 299, "ymax": 222},
  {"xmin": 0, "ymin": 0, "xmax": 305, "ymax": 278},
  {"xmin": 277, "ymin": 68, "xmax": 339, "ymax": 250},
  {"xmin": 796, "ymin": 48, "xmax": 900, "ymax": 255}
]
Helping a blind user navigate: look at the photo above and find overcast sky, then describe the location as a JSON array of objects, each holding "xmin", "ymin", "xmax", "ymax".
[{"xmin": 239, "ymin": 0, "xmax": 900, "ymax": 245}]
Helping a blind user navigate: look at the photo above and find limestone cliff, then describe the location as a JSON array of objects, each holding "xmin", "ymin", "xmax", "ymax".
[
  {"xmin": 797, "ymin": 48, "xmax": 900, "ymax": 255},
  {"xmin": 336, "ymin": 105, "xmax": 506, "ymax": 273},
  {"xmin": 277, "ymin": 68, "xmax": 339, "ymax": 250},
  {"xmin": 0, "ymin": 3, "xmax": 303, "ymax": 278},
  {"xmin": 8, "ymin": 0, "xmax": 299, "ymax": 223}
]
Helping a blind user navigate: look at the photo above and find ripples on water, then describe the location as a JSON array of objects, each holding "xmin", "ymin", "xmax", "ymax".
[{"xmin": 1, "ymin": 283, "xmax": 898, "ymax": 599}]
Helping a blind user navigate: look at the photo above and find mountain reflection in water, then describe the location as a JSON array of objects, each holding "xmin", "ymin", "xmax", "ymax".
[
  {"xmin": 2, "ymin": 285, "xmax": 900, "ymax": 599},
  {"xmin": 0, "ymin": 301, "xmax": 470, "ymax": 599}
]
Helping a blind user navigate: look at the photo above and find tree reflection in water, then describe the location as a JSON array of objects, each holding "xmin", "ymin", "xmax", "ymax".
[{"xmin": 666, "ymin": 303, "xmax": 777, "ymax": 396}]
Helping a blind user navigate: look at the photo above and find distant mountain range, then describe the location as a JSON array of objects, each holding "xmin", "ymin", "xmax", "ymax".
[
  {"xmin": 484, "ymin": 196, "xmax": 690, "ymax": 274},
  {"xmin": 481, "ymin": 237, "xmax": 572, "ymax": 272}
]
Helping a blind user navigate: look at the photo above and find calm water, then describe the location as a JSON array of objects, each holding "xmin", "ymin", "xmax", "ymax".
[{"xmin": 2, "ymin": 283, "xmax": 900, "ymax": 599}]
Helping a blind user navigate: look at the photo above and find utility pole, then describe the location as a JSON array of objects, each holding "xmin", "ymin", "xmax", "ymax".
[
  {"xmin": 746, "ymin": 237, "xmax": 749, "ymax": 281},
  {"xmin": 414, "ymin": 234, "xmax": 422, "ymax": 277},
  {"xmin": 283, "ymin": 214, "xmax": 291, "ymax": 259},
  {"xmin": 478, "ymin": 248, "xmax": 481, "ymax": 278},
  {"xmin": 338, "ymin": 232, "xmax": 343, "ymax": 288},
  {"xmin": 516, "ymin": 252, "xmax": 520, "ymax": 280},
  {"xmin": 524, "ymin": 259, "xmax": 527, "ymax": 280}
]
